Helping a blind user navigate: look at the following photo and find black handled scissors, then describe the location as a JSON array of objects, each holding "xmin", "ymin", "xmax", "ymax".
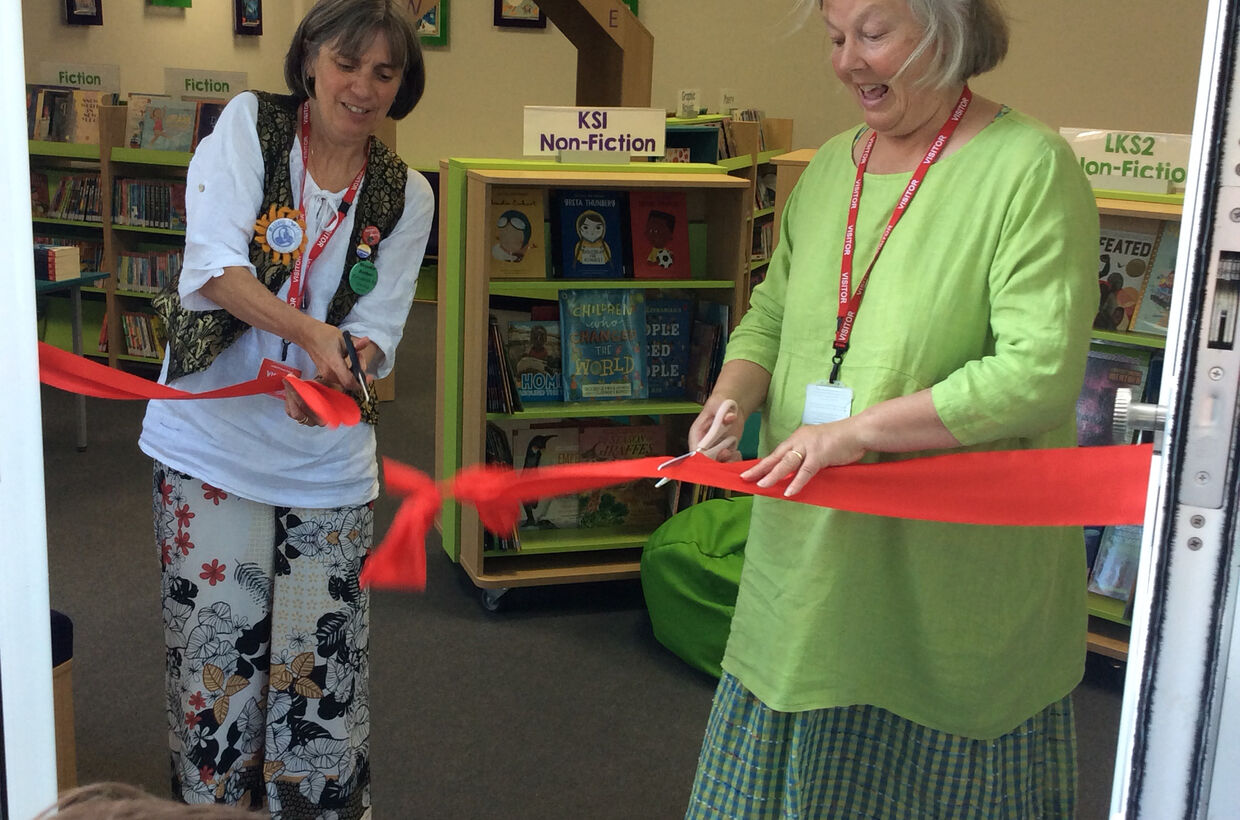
[{"xmin": 341, "ymin": 330, "xmax": 372, "ymax": 405}]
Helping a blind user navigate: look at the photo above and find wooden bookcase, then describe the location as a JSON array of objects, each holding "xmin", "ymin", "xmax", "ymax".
[
  {"xmin": 32, "ymin": 104, "xmax": 188, "ymax": 372},
  {"xmin": 435, "ymin": 159, "xmax": 751, "ymax": 594},
  {"xmin": 767, "ymin": 150, "xmax": 1182, "ymax": 662}
]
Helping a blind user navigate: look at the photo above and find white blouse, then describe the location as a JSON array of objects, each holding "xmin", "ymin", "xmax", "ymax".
[{"xmin": 139, "ymin": 91, "xmax": 434, "ymax": 508}]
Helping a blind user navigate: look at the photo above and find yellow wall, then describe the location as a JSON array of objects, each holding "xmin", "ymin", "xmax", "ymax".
[{"xmin": 22, "ymin": 0, "xmax": 1208, "ymax": 167}]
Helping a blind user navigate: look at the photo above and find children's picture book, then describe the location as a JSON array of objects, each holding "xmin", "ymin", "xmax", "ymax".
[
  {"xmin": 37, "ymin": 87, "xmax": 75, "ymax": 142},
  {"xmin": 487, "ymin": 187, "xmax": 547, "ymax": 279},
  {"xmin": 510, "ymin": 423, "xmax": 581, "ymax": 530},
  {"xmin": 553, "ymin": 189, "xmax": 627, "ymax": 279},
  {"xmin": 1130, "ymin": 220, "xmax": 1179, "ymax": 336},
  {"xmin": 1095, "ymin": 218, "xmax": 1159, "ymax": 331},
  {"xmin": 505, "ymin": 319, "xmax": 562, "ymax": 403},
  {"xmin": 1088, "ymin": 524, "xmax": 1144, "ymax": 601},
  {"xmin": 30, "ymin": 171, "xmax": 51, "ymax": 218},
  {"xmin": 644, "ymin": 297, "xmax": 693, "ymax": 399},
  {"xmin": 139, "ymin": 99, "xmax": 197, "ymax": 151},
  {"xmin": 559, "ymin": 288, "xmax": 648, "ymax": 401},
  {"xmin": 685, "ymin": 299, "xmax": 731, "ymax": 403},
  {"xmin": 1076, "ymin": 344, "xmax": 1152, "ymax": 446},
  {"xmin": 629, "ymin": 190, "xmax": 692, "ymax": 279},
  {"xmin": 124, "ymin": 93, "xmax": 172, "ymax": 149},
  {"xmin": 576, "ymin": 424, "xmax": 668, "ymax": 529}
]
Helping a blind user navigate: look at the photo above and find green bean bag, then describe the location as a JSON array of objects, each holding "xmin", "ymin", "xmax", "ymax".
[{"xmin": 640, "ymin": 494, "xmax": 751, "ymax": 678}]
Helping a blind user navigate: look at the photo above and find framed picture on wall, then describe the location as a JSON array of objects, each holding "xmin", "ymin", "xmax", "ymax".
[
  {"xmin": 234, "ymin": 0, "xmax": 262, "ymax": 35},
  {"xmin": 65, "ymin": 0, "xmax": 103, "ymax": 26},
  {"xmin": 406, "ymin": 0, "xmax": 448, "ymax": 46},
  {"xmin": 494, "ymin": 0, "xmax": 546, "ymax": 29}
]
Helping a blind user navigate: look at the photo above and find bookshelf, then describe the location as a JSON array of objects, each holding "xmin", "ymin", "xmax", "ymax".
[
  {"xmin": 767, "ymin": 150, "xmax": 1183, "ymax": 662},
  {"xmin": 435, "ymin": 158, "xmax": 750, "ymax": 597}
]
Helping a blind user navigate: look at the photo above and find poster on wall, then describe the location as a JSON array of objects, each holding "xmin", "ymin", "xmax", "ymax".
[
  {"xmin": 65, "ymin": 0, "xmax": 103, "ymax": 26},
  {"xmin": 234, "ymin": 0, "xmax": 262, "ymax": 35},
  {"xmin": 405, "ymin": 0, "xmax": 448, "ymax": 46},
  {"xmin": 495, "ymin": 0, "xmax": 546, "ymax": 29}
]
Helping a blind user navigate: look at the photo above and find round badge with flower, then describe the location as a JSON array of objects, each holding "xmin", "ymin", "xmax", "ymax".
[{"xmin": 253, "ymin": 204, "xmax": 307, "ymax": 266}]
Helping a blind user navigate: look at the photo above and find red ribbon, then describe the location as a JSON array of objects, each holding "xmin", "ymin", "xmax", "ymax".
[
  {"xmin": 361, "ymin": 444, "xmax": 1153, "ymax": 591},
  {"xmin": 38, "ymin": 341, "xmax": 361, "ymax": 427}
]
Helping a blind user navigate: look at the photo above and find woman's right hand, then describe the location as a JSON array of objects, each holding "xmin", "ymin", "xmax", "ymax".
[
  {"xmin": 688, "ymin": 396, "xmax": 746, "ymax": 462},
  {"xmin": 299, "ymin": 321, "xmax": 359, "ymax": 393}
]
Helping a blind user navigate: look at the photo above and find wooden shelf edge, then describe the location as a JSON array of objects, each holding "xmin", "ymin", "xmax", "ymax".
[
  {"xmin": 465, "ymin": 550, "xmax": 642, "ymax": 588},
  {"xmin": 1087, "ymin": 615, "xmax": 1130, "ymax": 661}
]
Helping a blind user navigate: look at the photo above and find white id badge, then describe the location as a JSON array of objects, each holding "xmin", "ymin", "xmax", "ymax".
[{"xmin": 803, "ymin": 382, "xmax": 853, "ymax": 424}]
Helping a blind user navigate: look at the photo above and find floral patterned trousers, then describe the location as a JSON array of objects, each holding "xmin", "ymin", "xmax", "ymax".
[{"xmin": 153, "ymin": 461, "xmax": 373, "ymax": 819}]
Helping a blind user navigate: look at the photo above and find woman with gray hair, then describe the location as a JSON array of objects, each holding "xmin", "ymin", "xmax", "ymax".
[
  {"xmin": 683, "ymin": 0, "xmax": 1098, "ymax": 816},
  {"xmin": 138, "ymin": 1, "xmax": 433, "ymax": 815}
]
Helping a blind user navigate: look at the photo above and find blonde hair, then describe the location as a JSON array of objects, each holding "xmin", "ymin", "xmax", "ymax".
[{"xmin": 36, "ymin": 782, "xmax": 257, "ymax": 819}]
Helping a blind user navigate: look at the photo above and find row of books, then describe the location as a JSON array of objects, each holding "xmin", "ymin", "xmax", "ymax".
[
  {"xmin": 113, "ymin": 179, "xmax": 188, "ymax": 231},
  {"xmin": 33, "ymin": 245, "xmax": 82, "ymax": 282},
  {"xmin": 117, "ymin": 248, "xmax": 181, "ymax": 294},
  {"xmin": 751, "ymin": 221, "xmax": 774, "ymax": 263},
  {"xmin": 32, "ymin": 171, "xmax": 103, "ymax": 223},
  {"xmin": 99, "ymin": 310, "xmax": 166, "ymax": 360},
  {"xmin": 486, "ymin": 290, "xmax": 729, "ymax": 412},
  {"xmin": 26, "ymin": 85, "xmax": 117, "ymax": 143},
  {"xmin": 661, "ymin": 109, "xmax": 777, "ymax": 165},
  {"xmin": 487, "ymin": 187, "xmax": 696, "ymax": 281},
  {"xmin": 1094, "ymin": 215, "xmax": 1178, "ymax": 336},
  {"xmin": 34, "ymin": 234, "xmax": 104, "ymax": 273},
  {"xmin": 123, "ymin": 93, "xmax": 224, "ymax": 153},
  {"xmin": 1075, "ymin": 342, "xmax": 1162, "ymax": 448}
]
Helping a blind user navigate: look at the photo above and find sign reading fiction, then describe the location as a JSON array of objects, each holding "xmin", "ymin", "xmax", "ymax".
[
  {"xmin": 40, "ymin": 62, "xmax": 121, "ymax": 93},
  {"xmin": 1060, "ymin": 127, "xmax": 1191, "ymax": 195},
  {"xmin": 164, "ymin": 68, "xmax": 248, "ymax": 101},
  {"xmin": 523, "ymin": 106, "xmax": 665, "ymax": 158}
]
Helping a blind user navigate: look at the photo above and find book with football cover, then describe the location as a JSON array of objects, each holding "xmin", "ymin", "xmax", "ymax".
[
  {"xmin": 510, "ymin": 422, "xmax": 581, "ymax": 530},
  {"xmin": 576, "ymin": 424, "xmax": 668, "ymax": 530},
  {"xmin": 559, "ymin": 289, "xmax": 648, "ymax": 401},
  {"xmin": 1088, "ymin": 524, "xmax": 1143, "ymax": 602},
  {"xmin": 1130, "ymin": 220, "xmax": 1179, "ymax": 336},
  {"xmin": 505, "ymin": 319, "xmax": 562, "ymax": 403},
  {"xmin": 1076, "ymin": 344, "xmax": 1152, "ymax": 446},
  {"xmin": 644, "ymin": 297, "xmax": 693, "ymax": 399},
  {"xmin": 552, "ymin": 189, "xmax": 627, "ymax": 279},
  {"xmin": 629, "ymin": 189, "xmax": 692, "ymax": 279},
  {"xmin": 486, "ymin": 187, "xmax": 547, "ymax": 279},
  {"xmin": 1095, "ymin": 217, "xmax": 1160, "ymax": 331}
]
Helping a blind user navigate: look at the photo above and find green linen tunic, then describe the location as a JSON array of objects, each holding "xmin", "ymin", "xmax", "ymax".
[{"xmin": 721, "ymin": 110, "xmax": 1100, "ymax": 740}]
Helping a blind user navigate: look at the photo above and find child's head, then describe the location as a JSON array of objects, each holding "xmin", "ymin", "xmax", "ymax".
[
  {"xmin": 644, "ymin": 210, "xmax": 675, "ymax": 248},
  {"xmin": 496, "ymin": 210, "xmax": 532, "ymax": 254}
]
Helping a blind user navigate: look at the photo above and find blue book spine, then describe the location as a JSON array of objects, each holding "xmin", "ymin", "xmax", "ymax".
[{"xmin": 645, "ymin": 297, "xmax": 693, "ymax": 399}]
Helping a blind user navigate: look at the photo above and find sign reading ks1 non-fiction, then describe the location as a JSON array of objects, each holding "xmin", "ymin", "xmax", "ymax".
[{"xmin": 523, "ymin": 106, "xmax": 665, "ymax": 158}]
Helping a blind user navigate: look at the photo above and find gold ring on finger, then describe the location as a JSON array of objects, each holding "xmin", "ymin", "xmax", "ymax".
[{"xmin": 788, "ymin": 449, "xmax": 805, "ymax": 462}]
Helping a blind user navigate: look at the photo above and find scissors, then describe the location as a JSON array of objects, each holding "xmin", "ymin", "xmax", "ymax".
[
  {"xmin": 341, "ymin": 330, "xmax": 372, "ymax": 406},
  {"xmin": 654, "ymin": 399, "xmax": 740, "ymax": 488}
]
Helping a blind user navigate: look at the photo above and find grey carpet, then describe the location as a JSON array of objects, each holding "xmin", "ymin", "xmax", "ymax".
[{"xmin": 38, "ymin": 301, "xmax": 1125, "ymax": 818}]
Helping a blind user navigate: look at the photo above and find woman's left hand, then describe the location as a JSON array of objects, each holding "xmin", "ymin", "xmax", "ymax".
[{"xmin": 740, "ymin": 418, "xmax": 867, "ymax": 497}]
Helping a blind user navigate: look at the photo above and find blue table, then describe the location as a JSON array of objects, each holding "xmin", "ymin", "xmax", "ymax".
[{"xmin": 36, "ymin": 272, "xmax": 110, "ymax": 451}]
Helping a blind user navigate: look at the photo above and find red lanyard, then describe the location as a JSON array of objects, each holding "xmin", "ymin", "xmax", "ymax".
[
  {"xmin": 284, "ymin": 102, "xmax": 369, "ymax": 314},
  {"xmin": 831, "ymin": 86, "xmax": 972, "ymax": 382}
]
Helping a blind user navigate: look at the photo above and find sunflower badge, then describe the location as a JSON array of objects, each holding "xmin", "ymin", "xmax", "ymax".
[{"xmin": 254, "ymin": 204, "xmax": 306, "ymax": 266}]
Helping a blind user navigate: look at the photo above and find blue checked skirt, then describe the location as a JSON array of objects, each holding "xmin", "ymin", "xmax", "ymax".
[{"xmin": 685, "ymin": 673, "xmax": 1076, "ymax": 819}]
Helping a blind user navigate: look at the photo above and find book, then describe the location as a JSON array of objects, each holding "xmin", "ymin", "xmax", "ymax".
[
  {"xmin": 30, "ymin": 171, "xmax": 51, "ymax": 218},
  {"xmin": 510, "ymin": 422, "xmax": 581, "ymax": 530},
  {"xmin": 33, "ymin": 245, "xmax": 82, "ymax": 282},
  {"xmin": 139, "ymin": 99, "xmax": 197, "ymax": 151},
  {"xmin": 559, "ymin": 288, "xmax": 648, "ymax": 401},
  {"xmin": 576, "ymin": 424, "xmax": 669, "ymax": 529},
  {"xmin": 192, "ymin": 101, "xmax": 226, "ymax": 150},
  {"xmin": 67, "ymin": 89, "xmax": 106, "ymax": 144},
  {"xmin": 505, "ymin": 319, "xmax": 562, "ymax": 403},
  {"xmin": 644, "ymin": 297, "xmax": 693, "ymax": 399},
  {"xmin": 483, "ymin": 422, "xmax": 520, "ymax": 552},
  {"xmin": 485, "ymin": 314, "xmax": 523, "ymax": 413},
  {"xmin": 486, "ymin": 187, "xmax": 547, "ymax": 279},
  {"xmin": 685, "ymin": 300, "xmax": 730, "ymax": 403},
  {"xmin": 1095, "ymin": 218, "xmax": 1160, "ymax": 331},
  {"xmin": 124, "ymin": 93, "xmax": 171, "ymax": 149},
  {"xmin": 553, "ymin": 189, "xmax": 627, "ymax": 279},
  {"xmin": 1088, "ymin": 524, "xmax": 1143, "ymax": 602},
  {"xmin": 37, "ymin": 87, "xmax": 75, "ymax": 142},
  {"xmin": 1084, "ymin": 526, "xmax": 1105, "ymax": 575},
  {"xmin": 1129, "ymin": 220, "xmax": 1178, "ymax": 336},
  {"xmin": 629, "ymin": 189, "xmax": 692, "ymax": 279},
  {"xmin": 1076, "ymin": 344, "xmax": 1152, "ymax": 446}
]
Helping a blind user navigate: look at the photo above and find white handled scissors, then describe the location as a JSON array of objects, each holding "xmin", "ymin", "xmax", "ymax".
[{"xmin": 654, "ymin": 399, "xmax": 740, "ymax": 488}]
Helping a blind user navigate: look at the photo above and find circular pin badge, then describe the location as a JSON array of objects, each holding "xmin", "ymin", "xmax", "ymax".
[
  {"xmin": 355, "ymin": 242, "xmax": 372, "ymax": 260},
  {"xmin": 266, "ymin": 217, "xmax": 305, "ymax": 255},
  {"xmin": 362, "ymin": 225, "xmax": 381, "ymax": 246},
  {"xmin": 349, "ymin": 260, "xmax": 378, "ymax": 295}
]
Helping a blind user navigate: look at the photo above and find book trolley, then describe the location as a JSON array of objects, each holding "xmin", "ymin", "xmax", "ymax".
[{"xmin": 435, "ymin": 158, "xmax": 751, "ymax": 606}]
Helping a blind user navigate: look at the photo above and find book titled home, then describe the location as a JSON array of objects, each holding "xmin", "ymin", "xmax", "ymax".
[
  {"xmin": 1095, "ymin": 217, "xmax": 1160, "ymax": 331},
  {"xmin": 1130, "ymin": 221, "xmax": 1178, "ymax": 336},
  {"xmin": 644, "ymin": 297, "xmax": 693, "ymax": 399},
  {"xmin": 552, "ymin": 189, "xmax": 627, "ymax": 279},
  {"xmin": 486, "ymin": 187, "xmax": 547, "ymax": 279},
  {"xmin": 576, "ymin": 424, "xmax": 668, "ymax": 529},
  {"xmin": 1076, "ymin": 344, "xmax": 1152, "ymax": 447},
  {"xmin": 559, "ymin": 288, "xmax": 648, "ymax": 401},
  {"xmin": 505, "ymin": 319, "xmax": 562, "ymax": 403},
  {"xmin": 629, "ymin": 190, "xmax": 692, "ymax": 279}
]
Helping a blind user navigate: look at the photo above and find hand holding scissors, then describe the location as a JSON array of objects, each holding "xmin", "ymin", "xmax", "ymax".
[
  {"xmin": 341, "ymin": 330, "xmax": 372, "ymax": 405},
  {"xmin": 654, "ymin": 399, "xmax": 741, "ymax": 487}
]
